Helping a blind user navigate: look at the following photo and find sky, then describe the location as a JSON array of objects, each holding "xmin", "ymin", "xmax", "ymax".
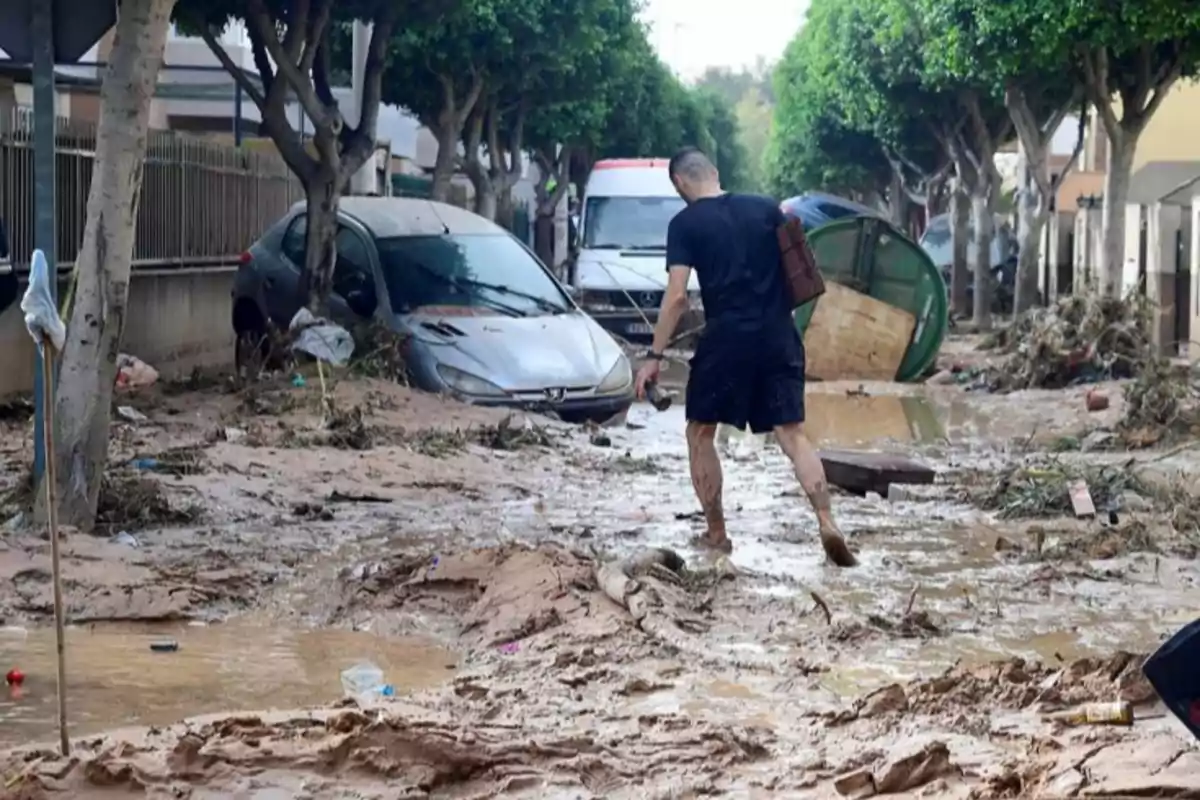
[{"xmin": 642, "ymin": 0, "xmax": 812, "ymax": 81}]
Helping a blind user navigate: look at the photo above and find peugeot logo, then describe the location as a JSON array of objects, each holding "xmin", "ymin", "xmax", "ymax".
[
  {"xmin": 544, "ymin": 387, "xmax": 566, "ymax": 403},
  {"xmin": 639, "ymin": 292, "xmax": 657, "ymax": 307}
]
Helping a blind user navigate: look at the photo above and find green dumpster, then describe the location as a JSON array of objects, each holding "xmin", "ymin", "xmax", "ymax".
[{"xmin": 794, "ymin": 216, "xmax": 948, "ymax": 383}]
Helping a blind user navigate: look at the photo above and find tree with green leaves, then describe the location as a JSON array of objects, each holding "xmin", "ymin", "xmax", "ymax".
[
  {"xmin": 456, "ymin": 0, "xmax": 642, "ymax": 221},
  {"xmin": 522, "ymin": 2, "xmax": 645, "ymax": 262},
  {"xmin": 1033, "ymin": 0, "xmax": 1200, "ymax": 295},
  {"xmin": 697, "ymin": 62, "xmax": 775, "ymax": 192},
  {"xmin": 692, "ymin": 87, "xmax": 750, "ymax": 192},
  {"xmin": 765, "ymin": 25, "xmax": 893, "ymax": 203},
  {"xmin": 914, "ymin": 0, "xmax": 1086, "ymax": 315},
  {"xmin": 772, "ymin": 0, "xmax": 998, "ymax": 321},
  {"xmin": 175, "ymin": 0, "xmax": 440, "ymax": 309}
]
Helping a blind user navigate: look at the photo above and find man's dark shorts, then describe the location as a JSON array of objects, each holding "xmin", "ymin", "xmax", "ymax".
[{"xmin": 685, "ymin": 324, "xmax": 805, "ymax": 434}]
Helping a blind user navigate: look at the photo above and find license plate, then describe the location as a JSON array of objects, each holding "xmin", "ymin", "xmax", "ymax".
[{"xmin": 625, "ymin": 323, "xmax": 653, "ymax": 335}]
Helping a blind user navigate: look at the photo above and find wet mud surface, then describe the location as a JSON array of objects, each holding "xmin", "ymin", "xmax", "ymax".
[{"xmin": 1, "ymin": 365, "xmax": 1198, "ymax": 798}]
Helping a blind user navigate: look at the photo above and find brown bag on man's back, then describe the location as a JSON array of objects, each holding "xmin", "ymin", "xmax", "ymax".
[{"xmin": 776, "ymin": 216, "xmax": 825, "ymax": 308}]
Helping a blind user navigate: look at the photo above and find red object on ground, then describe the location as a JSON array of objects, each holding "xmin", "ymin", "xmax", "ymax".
[
  {"xmin": 5, "ymin": 668, "xmax": 23, "ymax": 686},
  {"xmin": 1085, "ymin": 390, "xmax": 1110, "ymax": 412}
]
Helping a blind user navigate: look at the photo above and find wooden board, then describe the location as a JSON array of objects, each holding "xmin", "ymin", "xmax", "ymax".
[
  {"xmin": 803, "ymin": 281, "xmax": 917, "ymax": 382},
  {"xmin": 818, "ymin": 449, "xmax": 935, "ymax": 496}
]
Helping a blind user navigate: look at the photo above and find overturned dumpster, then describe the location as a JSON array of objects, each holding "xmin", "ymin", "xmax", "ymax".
[{"xmin": 781, "ymin": 193, "xmax": 948, "ymax": 383}]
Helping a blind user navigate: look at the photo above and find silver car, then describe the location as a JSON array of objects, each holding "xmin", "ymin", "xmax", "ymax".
[{"xmin": 232, "ymin": 197, "xmax": 634, "ymax": 423}]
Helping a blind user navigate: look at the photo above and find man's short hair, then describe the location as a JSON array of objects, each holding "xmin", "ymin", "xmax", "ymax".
[{"xmin": 668, "ymin": 147, "xmax": 717, "ymax": 182}]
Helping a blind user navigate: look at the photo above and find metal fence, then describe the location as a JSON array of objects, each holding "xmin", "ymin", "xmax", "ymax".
[{"xmin": 0, "ymin": 107, "xmax": 303, "ymax": 270}]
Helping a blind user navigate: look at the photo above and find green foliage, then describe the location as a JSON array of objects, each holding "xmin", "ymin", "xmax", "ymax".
[
  {"xmin": 765, "ymin": 42, "xmax": 890, "ymax": 197},
  {"xmin": 696, "ymin": 64, "xmax": 774, "ymax": 191}
]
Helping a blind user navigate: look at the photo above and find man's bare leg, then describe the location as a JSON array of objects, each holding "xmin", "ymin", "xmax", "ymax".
[
  {"xmin": 774, "ymin": 422, "xmax": 857, "ymax": 567},
  {"xmin": 686, "ymin": 421, "xmax": 731, "ymax": 551}
]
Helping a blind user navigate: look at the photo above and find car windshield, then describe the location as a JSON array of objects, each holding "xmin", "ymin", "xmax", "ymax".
[
  {"xmin": 376, "ymin": 233, "xmax": 570, "ymax": 316},
  {"xmin": 582, "ymin": 196, "xmax": 686, "ymax": 250}
]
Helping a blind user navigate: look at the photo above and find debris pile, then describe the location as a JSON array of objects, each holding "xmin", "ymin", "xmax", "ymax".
[
  {"xmin": 1117, "ymin": 355, "xmax": 1200, "ymax": 447},
  {"xmin": 96, "ymin": 470, "xmax": 202, "ymax": 531},
  {"xmin": 983, "ymin": 294, "xmax": 1152, "ymax": 391},
  {"xmin": 968, "ymin": 458, "xmax": 1146, "ymax": 519}
]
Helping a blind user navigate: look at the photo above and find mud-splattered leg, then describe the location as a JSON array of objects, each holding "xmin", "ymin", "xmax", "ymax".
[
  {"xmin": 774, "ymin": 422, "xmax": 857, "ymax": 567},
  {"xmin": 685, "ymin": 421, "xmax": 730, "ymax": 551}
]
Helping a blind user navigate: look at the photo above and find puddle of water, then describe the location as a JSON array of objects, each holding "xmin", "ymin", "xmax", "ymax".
[{"xmin": 0, "ymin": 622, "xmax": 456, "ymax": 747}]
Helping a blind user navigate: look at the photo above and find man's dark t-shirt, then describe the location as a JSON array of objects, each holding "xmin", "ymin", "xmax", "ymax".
[
  {"xmin": 665, "ymin": 193, "xmax": 793, "ymax": 334},
  {"xmin": 664, "ymin": 193, "xmax": 806, "ymax": 432}
]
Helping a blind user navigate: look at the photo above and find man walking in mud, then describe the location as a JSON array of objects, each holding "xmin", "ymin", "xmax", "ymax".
[{"xmin": 633, "ymin": 147, "xmax": 856, "ymax": 567}]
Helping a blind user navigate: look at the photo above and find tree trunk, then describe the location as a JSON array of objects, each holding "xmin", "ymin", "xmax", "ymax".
[
  {"xmin": 1012, "ymin": 148, "xmax": 1045, "ymax": 315},
  {"xmin": 40, "ymin": 0, "xmax": 175, "ymax": 529},
  {"xmin": 949, "ymin": 180, "xmax": 970, "ymax": 317},
  {"xmin": 535, "ymin": 214, "xmax": 554, "ymax": 267},
  {"xmin": 887, "ymin": 169, "xmax": 909, "ymax": 228},
  {"xmin": 473, "ymin": 179, "xmax": 498, "ymax": 220},
  {"xmin": 969, "ymin": 192, "xmax": 995, "ymax": 330},
  {"xmin": 301, "ymin": 172, "xmax": 340, "ymax": 310},
  {"xmin": 431, "ymin": 126, "xmax": 458, "ymax": 203},
  {"xmin": 1100, "ymin": 130, "xmax": 1138, "ymax": 297}
]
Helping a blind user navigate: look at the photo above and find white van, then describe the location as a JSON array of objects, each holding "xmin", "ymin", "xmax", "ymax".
[{"xmin": 571, "ymin": 158, "xmax": 701, "ymax": 343}]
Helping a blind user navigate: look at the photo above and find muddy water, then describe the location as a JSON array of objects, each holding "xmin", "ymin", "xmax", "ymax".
[
  {"xmin": 0, "ymin": 622, "xmax": 456, "ymax": 746},
  {"xmin": 523, "ymin": 388, "xmax": 1200, "ymax": 698}
]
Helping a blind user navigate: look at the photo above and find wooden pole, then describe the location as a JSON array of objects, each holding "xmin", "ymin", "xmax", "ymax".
[{"xmin": 39, "ymin": 341, "xmax": 69, "ymax": 756}]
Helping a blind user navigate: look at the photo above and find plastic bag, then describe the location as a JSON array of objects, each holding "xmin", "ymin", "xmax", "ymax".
[
  {"xmin": 116, "ymin": 353, "xmax": 159, "ymax": 389},
  {"xmin": 289, "ymin": 308, "xmax": 354, "ymax": 366},
  {"xmin": 20, "ymin": 249, "xmax": 65, "ymax": 352}
]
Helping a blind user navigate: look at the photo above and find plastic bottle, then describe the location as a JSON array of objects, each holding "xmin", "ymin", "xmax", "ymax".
[
  {"xmin": 1044, "ymin": 700, "xmax": 1133, "ymax": 726},
  {"xmin": 340, "ymin": 662, "xmax": 394, "ymax": 704}
]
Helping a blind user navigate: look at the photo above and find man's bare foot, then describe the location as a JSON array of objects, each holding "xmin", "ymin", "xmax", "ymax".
[
  {"xmin": 690, "ymin": 532, "xmax": 733, "ymax": 553},
  {"xmin": 819, "ymin": 527, "xmax": 857, "ymax": 567}
]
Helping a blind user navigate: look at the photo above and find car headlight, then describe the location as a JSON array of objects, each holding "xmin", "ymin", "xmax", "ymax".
[
  {"xmin": 596, "ymin": 355, "xmax": 632, "ymax": 393},
  {"xmin": 436, "ymin": 364, "xmax": 507, "ymax": 397}
]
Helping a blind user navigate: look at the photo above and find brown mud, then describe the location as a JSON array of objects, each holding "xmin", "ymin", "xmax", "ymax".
[{"xmin": 1, "ymin": 359, "xmax": 1199, "ymax": 798}]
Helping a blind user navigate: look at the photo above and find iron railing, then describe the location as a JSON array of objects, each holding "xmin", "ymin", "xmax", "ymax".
[{"xmin": 0, "ymin": 106, "xmax": 304, "ymax": 270}]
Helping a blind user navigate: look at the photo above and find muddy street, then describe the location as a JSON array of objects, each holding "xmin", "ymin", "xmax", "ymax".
[{"xmin": 1, "ymin": 366, "xmax": 1198, "ymax": 798}]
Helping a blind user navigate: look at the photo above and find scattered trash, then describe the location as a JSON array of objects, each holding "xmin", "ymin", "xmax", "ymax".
[
  {"xmin": 983, "ymin": 293, "xmax": 1152, "ymax": 391},
  {"xmin": 1118, "ymin": 355, "xmax": 1197, "ymax": 447},
  {"xmin": 1068, "ymin": 479, "xmax": 1096, "ymax": 518},
  {"xmin": 130, "ymin": 458, "xmax": 159, "ymax": 471},
  {"xmin": 1042, "ymin": 700, "xmax": 1133, "ymax": 726},
  {"xmin": 590, "ymin": 432, "xmax": 612, "ymax": 447},
  {"xmin": 924, "ymin": 369, "xmax": 958, "ymax": 386},
  {"xmin": 4, "ymin": 668, "xmax": 24, "ymax": 686},
  {"xmin": 1085, "ymin": 390, "xmax": 1110, "ymax": 412},
  {"xmin": 966, "ymin": 459, "xmax": 1167, "ymax": 521},
  {"xmin": 116, "ymin": 353, "xmax": 159, "ymax": 389},
  {"xmin": 340, "ymin": 662, "xmax": 394, "ymax": 704},
  {"xmin": 116, "ymin": 406, "xmax": 148, "ymax": 423},
  {"xmin": 223, "ymin": 427, "xmax": 247, "ymax": 444},
  {"xmin": 498, "ymin": 642, "xmax": 520, "ymax": 655},
  {"xmin": 290, "ymin": 308, "xmax": 355, "ymax": 366},
  {"xmin": 112, "ymin": 531, "xmax": 140, "ymax": 547},
  {"xmin": 292, "ymin": 373, "xmax": 307, "ymax": 388},
  {"xmin": 149, "ymin": 640, "xmax": 179, "ymax": 653}
]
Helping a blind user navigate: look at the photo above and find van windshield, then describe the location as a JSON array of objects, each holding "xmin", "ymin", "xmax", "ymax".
[{"xmin": 582, "ymin": 196, "xmax": 686, "ymax": 250}]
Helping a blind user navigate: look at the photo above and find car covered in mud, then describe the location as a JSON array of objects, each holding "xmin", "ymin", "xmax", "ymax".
[{"xmin": 232, "ymin": 197, "xmax": 635, "ymax": 423}]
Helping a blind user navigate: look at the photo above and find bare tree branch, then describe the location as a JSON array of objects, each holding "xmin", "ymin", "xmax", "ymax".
[
  {"xmin": 199, "ymin": 26, "xmax": 265, "ymax": 108},
  {"xmin": 1050, "ymin": 104, "xmax": 1088, "ymax": 195},
  {"xmin": 245, "ymin": 0, "xmax": 332, "ymax": 133}
]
